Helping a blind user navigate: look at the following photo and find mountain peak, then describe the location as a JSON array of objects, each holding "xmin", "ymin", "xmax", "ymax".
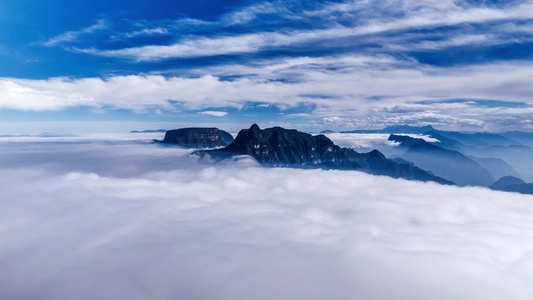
[
  {"xmin": 382, "ymin": 125, "xmax": 435, "ymax": 134},
  {"xmin": 161, "ymin": 127, "xmax": 234, "ymax": 148},
  {"xmin": 249, "ymin": 123, "xmax": 261, "ymax": 134}
]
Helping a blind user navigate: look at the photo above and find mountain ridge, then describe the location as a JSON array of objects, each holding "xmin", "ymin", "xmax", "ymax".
[{"xmin": 195, "ymin": 124, "xmax": 452, "ymax": 184}]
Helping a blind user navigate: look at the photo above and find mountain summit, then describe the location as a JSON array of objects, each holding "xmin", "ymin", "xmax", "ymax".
[{"xmin": 161, "ymin": 127, "xmax": 234, "ymax": 148}]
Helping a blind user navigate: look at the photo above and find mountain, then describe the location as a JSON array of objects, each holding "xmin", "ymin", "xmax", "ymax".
[
  {"xmin": 490, "ymin": 176, "xmax": 533, "ymax": 195},
  {"xmin": 501, "ymin": 131, "xmax": 533, "ymax": 148},
  {"xmin": 380, "ymin": 125, "xmax": 436, "ymax": 134},
  {"xmin": 161, "ymin": 128, "xmax": 234, "ymax": 148},
  {"xmin": 131, "ymin": 129, "xmax": 167, "ymax": 133},
  {"xmin": 429, "ymin": 131, "xmax": 520, "ymax": 151},
  {"xmin": 469, "ymin": 156, "xmax": 521, "ymax": 180},
  {"xmin": 389, "ymin": 134, "xmax": 494, "ymax": 186},
  {"xmin": 196, "ymin": 124, "xmax": 452, "ymax": 184},
  {"xmin": 490, "ymin": 176, "xmax": 526, "ymax": 191},
  {"xmin": 422, "ymin": 130, "xmax": 464, "ymax": 151},
  {"xmin": 478, "ymin": 145, "xmax": 533, "ymax": 181}
]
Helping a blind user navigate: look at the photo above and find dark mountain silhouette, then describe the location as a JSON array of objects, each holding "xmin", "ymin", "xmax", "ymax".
[
  {"xmin": 388, "ymin": 134, "xmax": 494, "ymax": 186},
  {"xmin": 490, "ymin": 176, "xmax": 533, "ymax": 195},
  {"xmin": 320, "ymin": 130, "xmax": 336, "ymax": 134},
  {"xmin": 131, "ymin": 129, "xmax": 167, "ymax": 133},
  {"xmin": 161, "ymin": 128, "xmax": 234, "ymax": 148},
  {"xmin": 490, "ymin": 176, "xmax": 525, "ymax": 191},
  {"xmin": 196, "ymin": 124, "xmax": 452, "ymax": 184}
]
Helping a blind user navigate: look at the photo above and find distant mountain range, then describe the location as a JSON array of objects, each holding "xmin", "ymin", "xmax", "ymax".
[
  {"xmin": 159, "ymin": 124, "xmax": 533, "ymax": 195},
  {"xmin": 388, "ymin": 134, "xmax": 494, "ymax": 186},
  {"xmin": 130, "ymin": 129, "xmax": 168, "ymax": 133}
]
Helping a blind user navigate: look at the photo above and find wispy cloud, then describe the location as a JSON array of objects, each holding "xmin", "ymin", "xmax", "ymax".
[
  {"xmin": 69, "ymin": 1, "xmax": 533, "ymax": 61},
  {"xmin": 121, "ymin": 27, "xmax": 168, "ymax": 39},
  {"xmin": 43, "ymin": 19, "xmax": 107, "ymax": 47}
]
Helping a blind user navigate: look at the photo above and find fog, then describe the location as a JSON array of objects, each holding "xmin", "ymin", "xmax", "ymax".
[{"xmin": 1, "ymin": 136, "xmax": 533, "ymax": 299}]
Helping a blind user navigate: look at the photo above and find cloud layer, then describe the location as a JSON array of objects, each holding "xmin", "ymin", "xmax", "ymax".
[
  {"xmin": 3, "ymin": 54, "xmax": 533, "ymax": 131},
  {"xmin": 1, "ymin": 137, "xmax": 533, "ymax": 299}
]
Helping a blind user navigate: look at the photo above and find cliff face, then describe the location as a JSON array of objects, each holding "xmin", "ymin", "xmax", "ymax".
[
  {"xmin": 162, "ymin": 128, "xmax": 234, "ymax": 148},
  {"xmin": 198, "ymin": 124, "xmax": 452, "ymax": 184}
]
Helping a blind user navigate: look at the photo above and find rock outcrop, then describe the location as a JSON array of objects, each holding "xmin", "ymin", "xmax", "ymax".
[{"xmin": 161, "ymin": 128, "xmax": 234, "ymax": 148}]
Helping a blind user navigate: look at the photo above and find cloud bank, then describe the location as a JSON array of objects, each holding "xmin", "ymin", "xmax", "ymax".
[
  {"xmin": 2, "ymin": 55, "xmax": 533, "ymax": 131},
  {"xmin": 1, "ymin": 137, "xmax": 533, "ymax": 299}
]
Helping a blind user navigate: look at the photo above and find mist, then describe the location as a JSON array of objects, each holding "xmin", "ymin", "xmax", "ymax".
[{"xmin": 1, "ymin": 136, "xmax": 533, "ymax": 299}]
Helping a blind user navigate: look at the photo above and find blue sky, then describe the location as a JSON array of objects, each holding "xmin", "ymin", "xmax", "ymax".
[{"xmin": 2, "ymin": 0, "xmax": 533, "ymax": 133}]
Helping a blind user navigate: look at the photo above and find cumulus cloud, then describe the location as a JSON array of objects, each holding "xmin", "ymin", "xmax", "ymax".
[
  {"xmin": 198, "ymin": 111, "xmax": 228, "ymax": 117},
  {"xmin": 3, "ymin": 57, "xmax": 533, "ymax": 128},
  {"xmin": 1, "ymin": 137, "xmax": 533, "ymax": 299}
]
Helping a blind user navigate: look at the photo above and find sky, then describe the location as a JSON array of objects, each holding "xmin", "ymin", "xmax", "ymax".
[
  {"xmin": 2, "ymin": 137, "xmax": 533, "ymax": 299},
  {"xmin": 2, "ymin": 0, "xmax": 533, "ymax": 133}
]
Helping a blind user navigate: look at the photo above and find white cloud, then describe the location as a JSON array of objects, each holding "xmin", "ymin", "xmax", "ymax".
[
  {"xmin": 121, "ymin": 27, "xmax": 169, "ymax": 39},
  {"xmin": 72, "ymin": 1, "xmax": 533, "ymax": 61},
  {"xmin": 3, "ymin": 57, "xmax": 533, "ymax": 125},
  {"xmin": 43, "ymin": 19, "xmax": 107, "ymax": 47},
  {"xmin": 198, "ymin": 111, "xmax": 228, "ymax": 117},
  {"xmin": 75, "ymin": 32, "xmax": 289, "ymax": 61},
  {"xmin": 1, "ymin": 137, "xmax": 533, "ymax": 299},
  {"xmin": 325, "ymin": 132, "xmax": 439, "ymax": 150}
]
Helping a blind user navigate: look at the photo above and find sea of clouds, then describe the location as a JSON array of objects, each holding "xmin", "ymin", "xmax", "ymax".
[{"xmin": 1, "ymin": 135, "xmax": 533, "ymax": 300}]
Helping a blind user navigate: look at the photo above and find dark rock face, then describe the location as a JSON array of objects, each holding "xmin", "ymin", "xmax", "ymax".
[
  {"xmin": 198, "ymin": 124, "xmax": 452, "ymax": 184},
  {"xmin": 218, "ymin": 124, "xmax": 349, "ymax": 168},
  {"xmin": 162, "ymin": 128, "xmax": 234, "ymax": 148}
]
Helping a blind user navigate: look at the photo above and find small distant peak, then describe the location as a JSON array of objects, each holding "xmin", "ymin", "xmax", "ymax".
[
  {"xmin": 490, "ymin": 175, "xmax": 526, "ymax": 191},
  {"xmin": 368, "ymin": 149, "xmax": 385, "ymax": 158},
  {"xmin": 320, "ymin": 130, "xmax": 335, "ymax": 134}
]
